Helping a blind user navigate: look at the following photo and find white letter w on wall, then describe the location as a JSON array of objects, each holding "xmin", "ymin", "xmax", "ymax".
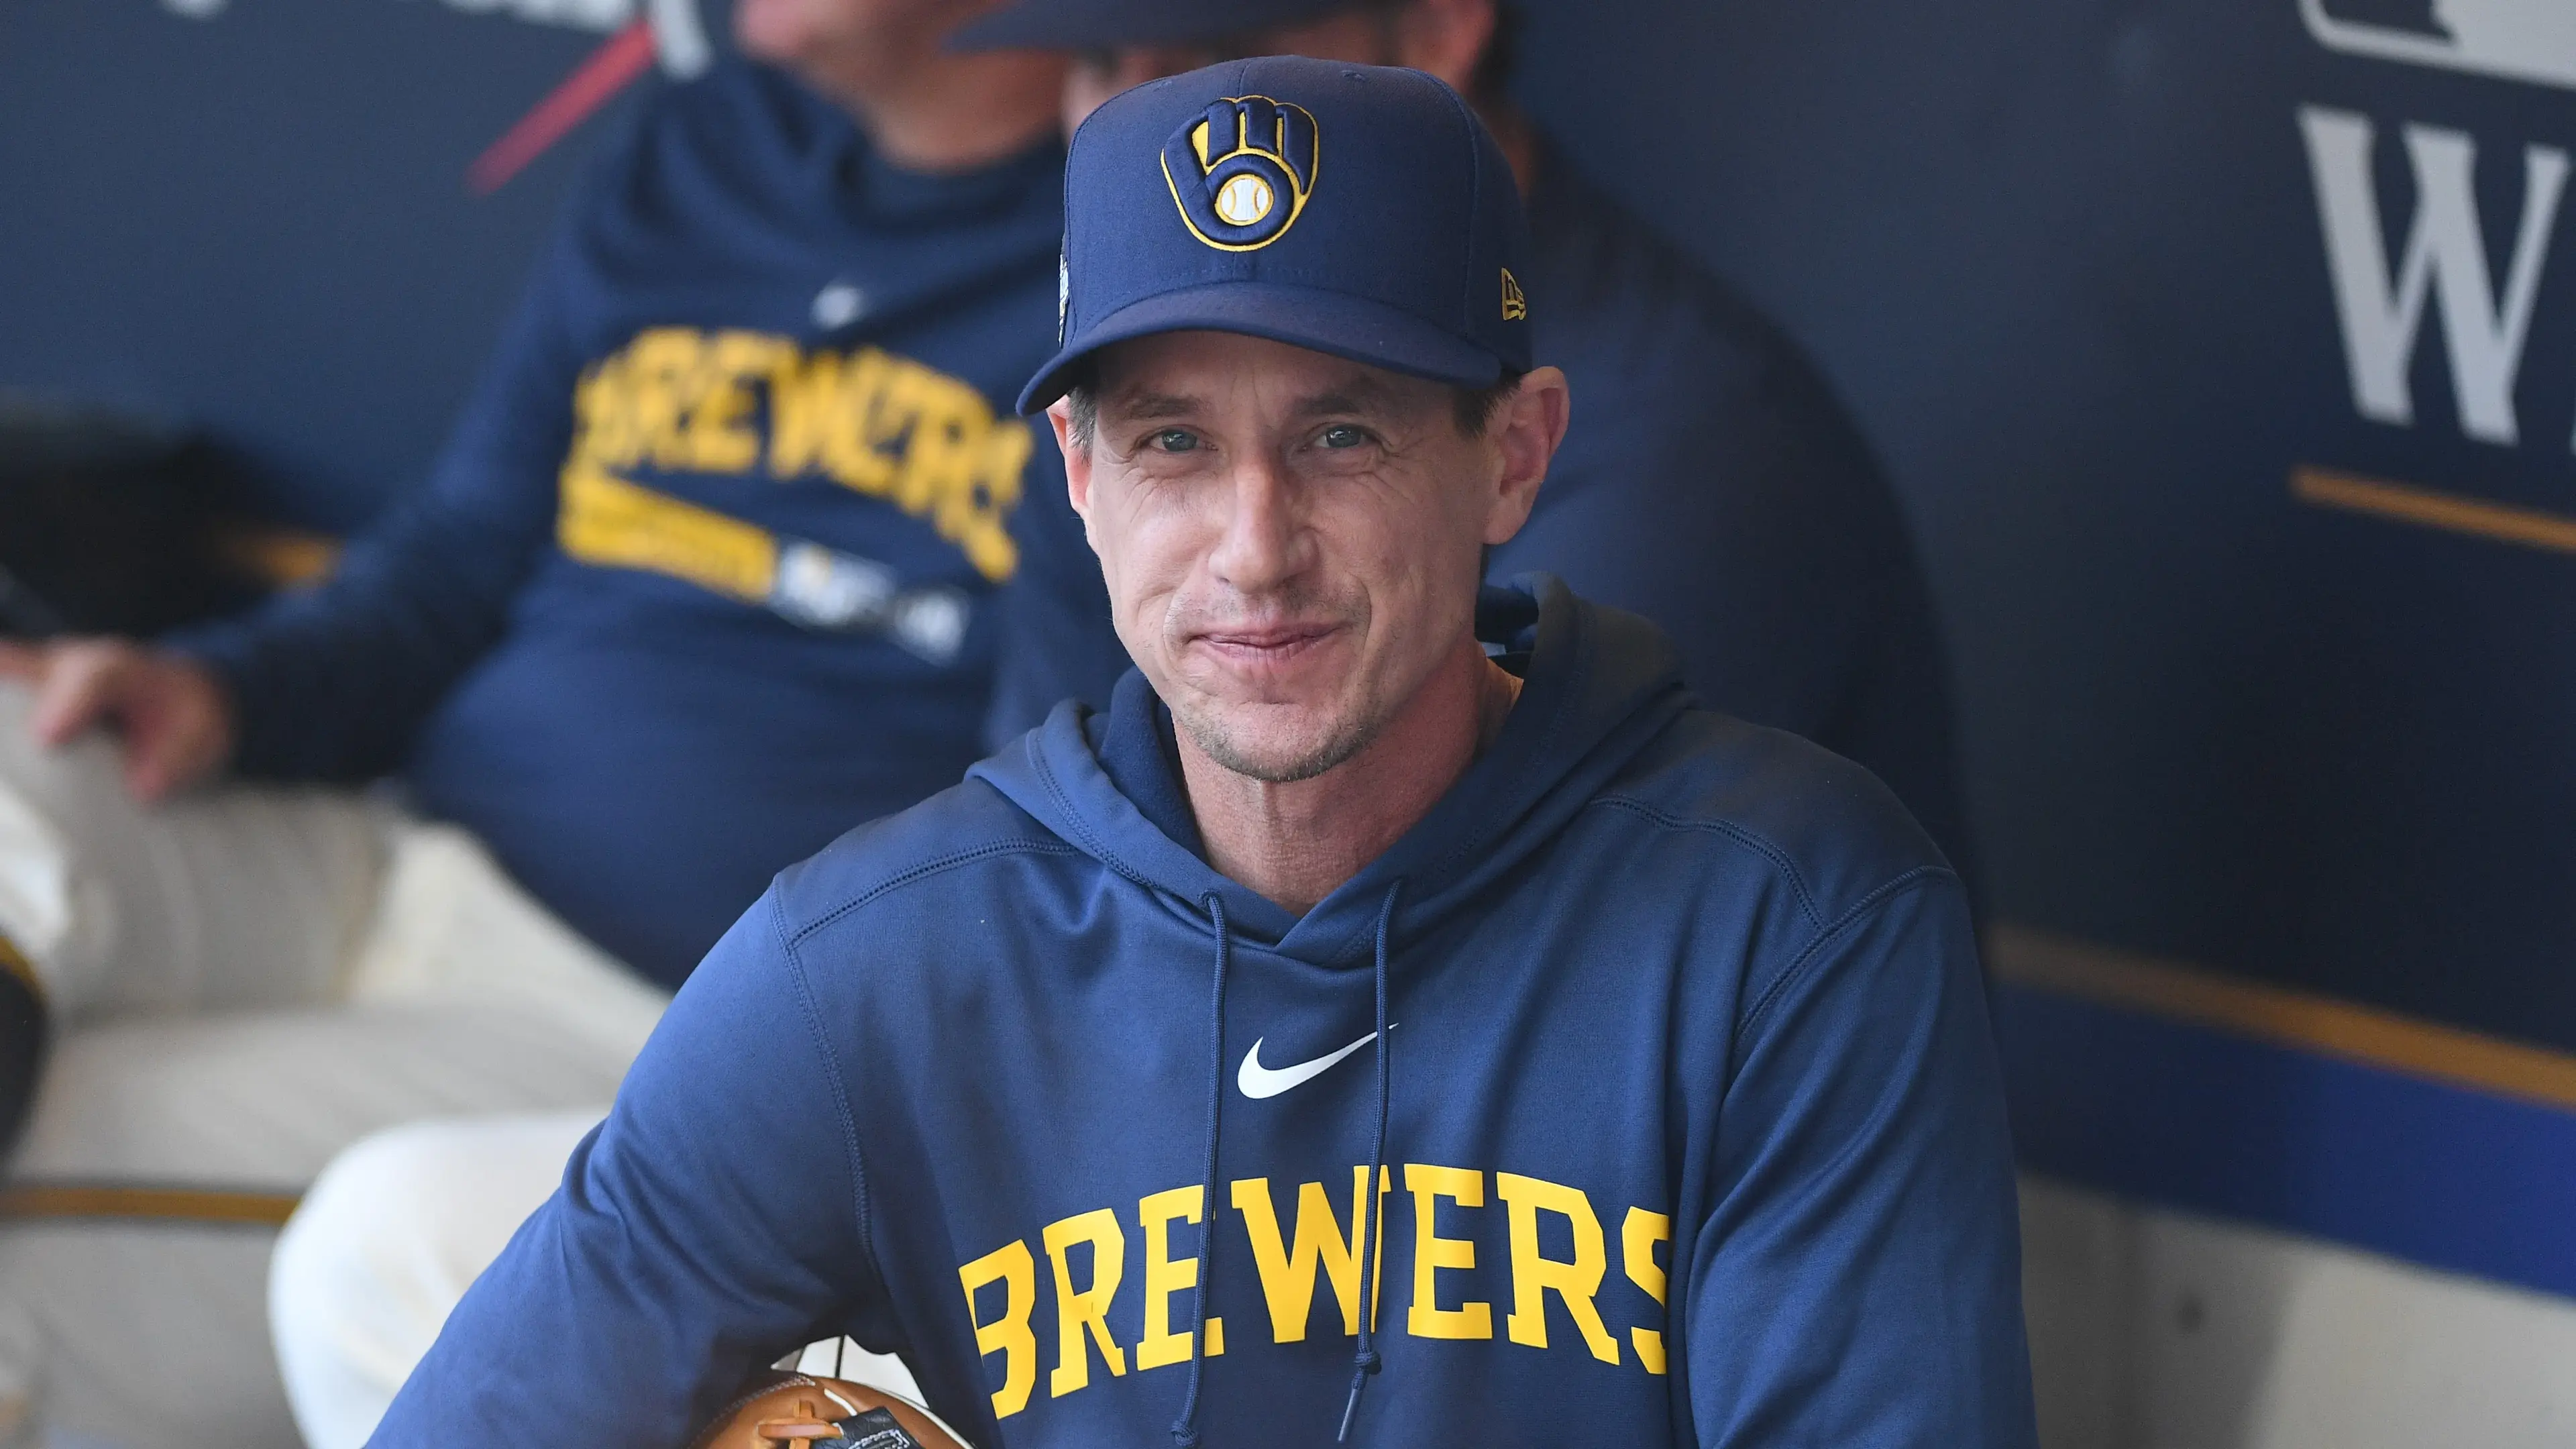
[{"xmin": 2300, "ymin": 107, "xmax": 2567, "ymax": 446}]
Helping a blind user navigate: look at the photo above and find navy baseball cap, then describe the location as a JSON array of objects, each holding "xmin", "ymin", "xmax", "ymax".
[
  {"xmin": 1016, "ymin": 55, "xmax": 1533, "ymax": 416},
  {"xmin": 954, "ymin": 0, "xmax": 1346, "ymax": 50}
]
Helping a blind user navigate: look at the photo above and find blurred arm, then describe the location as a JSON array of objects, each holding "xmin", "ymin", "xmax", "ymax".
[{"xmin": 161, "ymin": 244, "xmax": 587, "ymax": 783}]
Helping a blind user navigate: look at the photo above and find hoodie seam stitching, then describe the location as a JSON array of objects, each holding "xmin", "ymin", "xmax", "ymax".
[
  {"xmin": 1737, "ymin": 866, "xmax": 1956, "ymax": 1047},
  {"xmin": 1588, "ymin": 796, "xmax": 1828, "ymax": 930},
  {"xmin": 769, "ymin": 891, "xmax": 892, "ymax": 1303},
  {"xmin": 1027, "ymin": 725, "xmax": 1211, "ymax": 912},
  {"xmin": 786, "ymin": 839, "xmax": 1084, "ymax": 945}
]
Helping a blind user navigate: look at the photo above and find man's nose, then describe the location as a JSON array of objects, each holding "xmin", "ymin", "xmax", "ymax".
[{"xmin": 1206, "ymin": 454, "xmax": 1311, "ymax": 594}]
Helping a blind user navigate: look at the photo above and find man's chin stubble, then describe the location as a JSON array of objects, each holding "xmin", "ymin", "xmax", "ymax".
[{"xmin": 1173, "ymin": 698, "xmax": 1383, "ymax": 786}]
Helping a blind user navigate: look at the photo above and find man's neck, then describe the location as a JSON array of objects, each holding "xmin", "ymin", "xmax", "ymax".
[
  {"xmin": 791, "ymin": 48, "xmax": 1065, "ymax": 174},
  {"xmin": 1178, "ymin": 644, "xmax": 1523, "ymax": 915}
]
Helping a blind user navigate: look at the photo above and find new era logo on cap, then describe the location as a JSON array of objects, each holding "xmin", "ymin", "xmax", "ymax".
[{"xmin": 1016, "ymin": 56, "xmax": 1535, "ymax": 415}]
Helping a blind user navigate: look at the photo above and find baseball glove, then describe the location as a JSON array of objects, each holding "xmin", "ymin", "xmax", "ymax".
[{"xmin": 690, "ymin": 1370, "xmax": 970, "ymax": 1449}]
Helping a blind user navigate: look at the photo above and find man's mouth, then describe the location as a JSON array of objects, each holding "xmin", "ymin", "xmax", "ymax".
[{"xmin": 1188, "ymin": 621, "xmax": 1343, "ymax": 669}]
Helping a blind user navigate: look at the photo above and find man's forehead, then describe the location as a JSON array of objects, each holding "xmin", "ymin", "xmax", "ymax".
[{"xmin": 1093, "ymin": 333, "xmax": 1438, "ymax": 414}]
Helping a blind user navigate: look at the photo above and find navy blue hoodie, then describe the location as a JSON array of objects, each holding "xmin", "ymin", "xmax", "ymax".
[{"xmin": 376, "ymin": 579, "xmax": 2033, "ymax": 1448}]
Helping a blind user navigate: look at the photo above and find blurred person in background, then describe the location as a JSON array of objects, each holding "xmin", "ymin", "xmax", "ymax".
[
  {"xmin": 970, "ymin": 0, "xmax": 1978, "ymax": 884},
  {"xmin": 0, "ymin": 2, "xmax": 1067, "ymax": 1445}
]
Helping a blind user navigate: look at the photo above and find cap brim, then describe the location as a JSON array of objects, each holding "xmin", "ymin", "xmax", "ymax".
[
  {"xmin": 1016, "ymin": 281, "xmax": 1505, "ymax": 415},
  {"xmin": 950, "ymin": 0, "xmax": 1354, "ymax": 53}
]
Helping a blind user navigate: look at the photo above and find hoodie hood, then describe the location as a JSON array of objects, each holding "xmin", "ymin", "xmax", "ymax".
[{"xmin": 969, "ymin": 575, "xmax": 1693, "ymax": 966}]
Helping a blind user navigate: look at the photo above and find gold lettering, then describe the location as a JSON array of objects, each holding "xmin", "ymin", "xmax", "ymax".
[
  {"xmin": 556, "ymin": 464, "xmax": 777, "ymax": 600},
  {"xmin": 1405, "ymin": 1165, "xmax": 1492, "ymax": 1340},
  {"xmin": 843, "ymin": 347, "xmax": 908, "ymax": 495},
  {"xmin": 950, "ymin": 421, "xmax": 1028, "ymax": 582},
  {"xmin": 679, "ymin": 331, "xmax": 788, "ymax": 473},
  {"xmin": 894, "ymin": 370, "xmax": 964, "ymax": 512},
  {"xmin": 773, "ymin": 347, "xmax": 893, "ymax": 494},
  {"xmin": 1231, "ymin": 1168, "xmax": 1391, "ymax": 1343},
  {"xmin": 1040, "ymin": 1208, "xmax": 1128, "ymax": 1396},
  {"xmin": 1495, "ymin": 1173, "xmax": 1618, "ymax": 1364},
  {"xmin": 766, "ymin": 348, "xmax": 843, "ymax": 480},
  {"xmin": 1137, "ymin": 1187, "xmax": 1225, "ymax": 1369},
  {"xmin": 956, "ymin": 1240, "xmax": 1038, "ymax": 1419},
  {"xmin": 1622, "ymin": 1207, "xmax": 1672, "ymax": 1375},
  {"xmin": 570, "ymin": 363, "xmax": 642, "ymax": 470},
  {"xmin": 572, "ymin": 331, "xmax": 1025, "ymax": 581},
  {"xmin": 625, "ymin": 327, "xmax": 700, "ymax": 470}
]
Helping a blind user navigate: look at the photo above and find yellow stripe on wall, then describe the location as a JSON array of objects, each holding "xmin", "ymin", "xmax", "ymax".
[
  {"xmin": 1990, "ymin": 924, "xmax": 2576, "ymax": 1115},
  {"xmin": 2292, "ymin": 465, "xmax": 2576, "ymax": 556},
  {"xmin": 558, "ymin": 463, "xmax": 779, "ymax": 602},
  {"xmin": 0, "ymin": 1183, "xmax": 302, "ymax": 1228}
]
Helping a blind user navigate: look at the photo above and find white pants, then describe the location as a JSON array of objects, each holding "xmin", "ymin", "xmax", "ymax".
[
  {"xmin": 268, "ymin": 1112, "xmax": 606, "ymax": 1449},
  {"xmin": 0, "ymin": 684, "xmax": 667, "ymax": 1449},
  {"xmin": 270, "ymin": 1118, "xmax": 923, "ymax": 1449}
]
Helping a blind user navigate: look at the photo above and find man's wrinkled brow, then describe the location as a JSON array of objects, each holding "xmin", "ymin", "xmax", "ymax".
[
  {"xmin": 1291, "ymin": 377, "xmax": 1411, "ymax": 419},
  {"xmin": 1099, "ymin": 388, "xmax": 1201, "ymax": 423}
]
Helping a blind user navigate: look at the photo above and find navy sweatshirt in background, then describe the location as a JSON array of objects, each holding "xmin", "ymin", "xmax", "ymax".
[
  {"xmin": 991, "ymin": 147, "xmax": 1978, "ymax": 888},
  {"xmin": 376, "ymin": 578, "xmax": 2035, "ymax": 1448},
  {"xmin": 170, "ymin": 60, "xmax": 1065, "ymax": 984}
]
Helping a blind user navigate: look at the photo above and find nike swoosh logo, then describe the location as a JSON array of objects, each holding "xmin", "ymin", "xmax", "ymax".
[{"xmin": 1237, "ymin": 1025, "xmax": 1397, "ymax": 1100}]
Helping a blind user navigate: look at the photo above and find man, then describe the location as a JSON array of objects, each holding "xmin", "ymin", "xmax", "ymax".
[
  {"xmin": 375, "ymin": 58, "xmax": 2034, "ymax": 1447},
  {"xmin": 964, "ymin": 0, "xmax": 1980, "ymax": 888},
  {"xmin": 0, "ymin": 3, "xmax": 1066, "ymax": 1445}
]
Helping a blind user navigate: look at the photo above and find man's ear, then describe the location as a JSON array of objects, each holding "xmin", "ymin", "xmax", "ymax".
[
  {"xmin": 1046, "ymin": 400, "xmax": 1102, "ymax": 553},
  {"xmin": 1481, "ymin": 365, "xmax": 1568, "ymax": 548},
  {"xmin": 1391, "ymin": 0, "xmax": 1496, "ymax": 96}
]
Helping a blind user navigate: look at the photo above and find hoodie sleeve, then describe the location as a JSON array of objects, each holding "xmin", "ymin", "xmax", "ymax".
[
  {"xmin": 368, "ymin": 888, "xmax": 890, "ymax": 1448},
  {"xmin": 1684, "ymin": 871, "xmax": 2035, "ymax": 1448},
  {"xmin": 160, "ymin": 244, "xmax": 578, "ymax": 782}
]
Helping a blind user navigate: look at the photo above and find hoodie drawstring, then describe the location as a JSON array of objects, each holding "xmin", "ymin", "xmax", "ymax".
[
  {"xmin": 1173, "ymin": 881, "xmax": 1403, "ymax": 1448},
  {"xmin": 1172, "ymin": 893, "xmax": 1232, "ymax": 1449},
  {"xmin": 1337, "ymin": 881, "xmax": 1402, "ymax": 1444}
]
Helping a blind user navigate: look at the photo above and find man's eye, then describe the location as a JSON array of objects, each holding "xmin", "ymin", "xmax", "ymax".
[
  {"xmin": 1318, "ymin": 424, "xmax": 1369, "ymax": 449},
  {"xmin": 1151, "ymin": 429, "xmax": 1199, "ymax": 453}
]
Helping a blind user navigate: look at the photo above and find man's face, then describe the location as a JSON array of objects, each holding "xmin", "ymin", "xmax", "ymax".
[
  {"xmin": 1063, "ymin": 11, "xmax": 1405, "ymax": 133},
  {"xmin": 1057, "ymin": 331, "xmax": 1532, "ymax": 783}
]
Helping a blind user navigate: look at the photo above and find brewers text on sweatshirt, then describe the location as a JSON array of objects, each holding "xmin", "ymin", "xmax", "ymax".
[{"xmin": 374, "ymin": 578, "xmax": 2036, "ymax": 1448}]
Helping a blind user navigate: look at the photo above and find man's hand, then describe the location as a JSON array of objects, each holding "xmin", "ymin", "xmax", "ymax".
[{"xmin": 0, "ymin": 639, "xmax": 235, "ymax": 802}]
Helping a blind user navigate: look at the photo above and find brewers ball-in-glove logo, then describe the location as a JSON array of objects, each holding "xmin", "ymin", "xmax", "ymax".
[{"xmin": 1161, "ymin": 95, "xmax": 1319, "ymax": 252}]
